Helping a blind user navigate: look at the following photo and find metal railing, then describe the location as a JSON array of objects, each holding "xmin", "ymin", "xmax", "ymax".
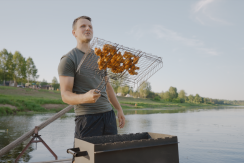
[{"xmin": 0, "ymin": 105, "xmax": 74, "ymax": 158}]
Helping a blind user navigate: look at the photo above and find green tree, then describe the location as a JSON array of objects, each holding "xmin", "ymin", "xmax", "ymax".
[
  {"xmin": 0, "ymin": 49, "xmax": 14, "ymax": 85},
  {"xmin": 12, "ymin": 51, "xmax": 26, "ymax": 86},
  {"xmin": 178, "ymin": 90, "xmax": 186, "ymax": 99},
  {"xmin": 188, "ymin": 94, "xmax": 194, "ymax": 103},
  {"xmin": 0, "ymin": 69, "xmax": 3, "ymax": 83},
  {"xmin": 110, "ymin": 80, "xmax": 120, "ymax": 94},
  {"xmin": 129, "ymin": 88, "xmax": 133, "ymax": 96},
  {"xmin": 52, "ymin": 76, "xmax": 60, "ymax": 90},
  {"xmin": 40, "ymin": 79, "xmax": 48, "ymax": 87},
  {"xmin": 132, "ymin": 91, "xmax": 139, "ymax": 98},
  {"xmin": 204, "ymin": 98, "xmax": 210, "ymax": 104},
  {"xmin": 169, "ymin": 86, "xmax": 178, "ymax": 99},
  {"xmin": 163, "ymin": 91, "xmax": 171, "ymax": 101},
  {"xmin": 194, "ymin": 94, "xmax": 202, "ymax": 103},
  {"xmin": 146, "ymin": 91, "xmax": 155, "ymax": 98},
  {"xmin": 118, "ymin": 85, "xmax": 130, "ymax": 96},
  {"xmin": 52, "ymin": 77, "xmax": 58, "ymax": 85},
  {"xmin": 36, "ymin": 81, "xmax": 40, "ymax": 87},
  {"xmin": 108, "ymin": 69, "xmax": 129, "ymax": 94},
  {"xmin": 26, "ymin": 57, "xmax": 39, "ymax": 83},
  {"xmin": 139, "ymin": 81, "xmax": 151, "ymax": 98},
  {"xmin": 146, "ymin": 91, "xmax": 160, "ymax": 99},
  {"xmin": 159, "ymin": 91, "xmax": 164, "ymax": 99}
]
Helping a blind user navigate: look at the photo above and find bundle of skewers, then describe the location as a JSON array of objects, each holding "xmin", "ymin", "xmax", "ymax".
[
  {"xmin": 95, "ymin": 44, "xmax": 140, "ymax": 75},
  {"xmin": 78, "ymin": 37, "xmax": 163, "ymax": 90}
]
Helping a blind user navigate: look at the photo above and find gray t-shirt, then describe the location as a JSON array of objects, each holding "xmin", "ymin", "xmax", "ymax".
[{"xmin": 58, "ymin": 47, "xmax": 112, "ymax": 115}]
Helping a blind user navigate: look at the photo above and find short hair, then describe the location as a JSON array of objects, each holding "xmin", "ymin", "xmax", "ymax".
[{"xmin": 72, "ymin": 16, "xmax": 92, "ymax": 29}]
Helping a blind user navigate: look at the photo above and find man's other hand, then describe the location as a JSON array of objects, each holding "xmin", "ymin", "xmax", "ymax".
[{"xmin": 117, "ymin": 110, "xmax": 125, "ymax": 128}]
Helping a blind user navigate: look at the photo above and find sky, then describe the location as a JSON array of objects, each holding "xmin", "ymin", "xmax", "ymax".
[{"xmin": 0, "ymin": 0, "xmax": 243, "ymax": 100}]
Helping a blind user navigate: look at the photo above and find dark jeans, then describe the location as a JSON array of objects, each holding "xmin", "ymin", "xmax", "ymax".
[
  {"xmin": 72, "ymin": 110, "xmax": 117, "ymax": 162},
  {"xmin": 74, "ymin": 109, "xmax": 118, "ymax": 139}
]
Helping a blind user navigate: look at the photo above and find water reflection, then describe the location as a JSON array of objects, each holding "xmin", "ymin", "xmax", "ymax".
[
  {"xmin": 0, "ymin": 115, "xmax": 36, "ymax": 163},
  {"xmin": 122, "ymin": 106, "xmax": 244, "ymax": 115},
  {"xmin": 0, "ymin": 106, "xmax": 244, "ymax": 163}
]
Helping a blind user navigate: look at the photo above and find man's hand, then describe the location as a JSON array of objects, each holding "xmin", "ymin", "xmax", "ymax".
[
  {"xmin": 105, "ymin": 81, "xmax": 126, "ymax": 128},
  {"xmin": 117, "ymin": 110, "xmax": 125, "ymax": 128},
  {"xmin": 59, "ymin": 75, "xmax": 101, "ymax": 105},
  {"xmin": 84, "ymin": 89, "xmax": 101, "ymax": 103}
]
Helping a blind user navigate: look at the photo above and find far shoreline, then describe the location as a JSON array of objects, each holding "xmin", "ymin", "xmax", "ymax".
[
  {"xmin": 0, "ymin": 86, "xmax": 242, "ymax": 115},
  {"xmin": 1, "ymin": 104, "xmax": 241, "ymax": 116}
]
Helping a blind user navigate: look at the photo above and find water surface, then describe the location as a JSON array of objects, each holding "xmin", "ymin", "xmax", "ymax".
[{"xmin": 0, "ymin": 106, "xmax": 244, "ymax": 163}]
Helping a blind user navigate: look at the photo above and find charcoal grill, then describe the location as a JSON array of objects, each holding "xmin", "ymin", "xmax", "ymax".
[{"xmin": 67, "ymin": 132, "xmax": 179, "ymax": 163}]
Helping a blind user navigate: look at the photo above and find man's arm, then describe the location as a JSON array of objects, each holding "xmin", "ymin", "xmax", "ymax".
[
  {"xmin": 106, "ymin": 81, "xmax": 125, "ymax": 128},
  {"xmin": 59, "ymin": 76, "xmax": 101, "ymax": 105}
]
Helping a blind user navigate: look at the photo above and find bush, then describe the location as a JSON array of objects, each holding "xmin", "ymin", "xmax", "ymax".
[
  {"xmin": 165, "ymin": 99, "xmax": 172, "ymax": 102},
  {"xmin": 172, "ymin": 98, "xmax": 181, "ymax": 103},
  {"xmin": 179, "ymin": 98, "xmax": 185, "ymax": 103},
  {"xmin": 23, "ymin": 101, "xmax": 46, "ymax": 112},
  {"xmin": 153, "ymin": 96, "xmax": 161, "ymax": 101},
  {"xmin": 172, "ymin": 98, "xmax": 185, "ymax": 103},
  {"xmin": 0, "ymin": 107, "xmax": 14, "ymax": 115}
]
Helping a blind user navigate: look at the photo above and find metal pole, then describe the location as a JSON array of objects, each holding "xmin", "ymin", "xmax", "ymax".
[
  {"xmin": 15, "ymin": 126, "xmax": 58, "ymax": 162},
  {"xmin": 14, "ymin": 137, "xmax": 35, "ymax": 163},
  {"xmin": 38, "ymin": 135, "xmax": 58, "ymax": 160}
]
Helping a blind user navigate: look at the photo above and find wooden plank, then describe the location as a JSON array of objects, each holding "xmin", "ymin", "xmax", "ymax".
[{"xmin": 31, "ymin": 158, "xmax": 72, "ymax": 163}]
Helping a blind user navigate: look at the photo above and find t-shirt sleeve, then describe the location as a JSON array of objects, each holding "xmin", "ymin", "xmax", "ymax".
[{"xmin": 58, "ymin": 56, "xmax": 75, "ymax": 77}]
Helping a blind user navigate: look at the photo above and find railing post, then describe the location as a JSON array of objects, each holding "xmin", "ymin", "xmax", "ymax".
[{"xmin": 15, "ymin": 126, "xmax": 58, "ymax": 163}]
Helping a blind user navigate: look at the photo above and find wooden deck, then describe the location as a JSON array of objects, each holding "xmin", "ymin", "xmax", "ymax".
[{"xmin": 31, "ymin": 159, "xmax": 72, "ymax": 163}]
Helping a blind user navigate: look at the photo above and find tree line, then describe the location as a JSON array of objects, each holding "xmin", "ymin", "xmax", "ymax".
[
  {"xmin": 110, "ymin": 77, "xmax": 152, "ymax": 98},
  {"xmin": 1, "ymin": 48, "xmax": 243, "ymax": 105},
  {"xmin": 0, "ymin": 49, "xmax": 39, "ymax": 86},
  {"xmin": 0, "ymin": 49, "xmax": 60, "ymax": 89},
  {"xmin": 112, "ymin": 81, "xmax": 244, "ymax": 105},
  {"xmin": 158, "ymin": 86, "xmax": 244, "ymax": 105}
]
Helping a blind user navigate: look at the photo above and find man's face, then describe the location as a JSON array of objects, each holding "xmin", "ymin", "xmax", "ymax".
[{"xmin": 73, "ymin": 19, "xmax": 93, "ymax": 43}]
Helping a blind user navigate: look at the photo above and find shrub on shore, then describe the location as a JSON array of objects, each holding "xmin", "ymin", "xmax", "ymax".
[{"xmin": 0, "ymin": 107, "xmax": 13, "ymax": 115}]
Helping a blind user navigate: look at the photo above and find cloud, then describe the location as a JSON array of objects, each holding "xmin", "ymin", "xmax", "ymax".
[
  {"xmin": 199, "ymin": 48, "xmax": 219, "ymax": 56},
  {"xmin": 126, "ymin": 25, "xmax": 146, "ymax": 40},
  {"xmin": 193, "ymin": 0, "xmax": 214, "ymax": 13},
  {"xmin": 127, "ymin": 25, "xmax": 220, "ymax": 56},
  {"xmin": 152, "ymin": 25, "xmax": 219, "ymax": 55},
  {"xmin": 152, "ymin": 25, "xmax": 203, "ymax": 47},
  {"xmin": 192, "ymin": 0, "xmax": 232, "ymax": 26}
]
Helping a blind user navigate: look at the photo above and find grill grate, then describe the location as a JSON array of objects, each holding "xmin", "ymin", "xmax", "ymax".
[
  {"xmin": 77, "ymin": 37, "xmax": 163, "ymax": 90},
  {"xmin": 81, "ymin": 133, "xmax": 151, "ymax": 144}
]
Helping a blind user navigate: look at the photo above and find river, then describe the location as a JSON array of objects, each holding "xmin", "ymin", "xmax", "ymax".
[{"xmin": 0, "ymin": 106, "xmax": 244, "ymax": 163}]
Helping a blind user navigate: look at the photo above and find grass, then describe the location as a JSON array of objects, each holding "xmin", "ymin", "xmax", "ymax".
[
  {"xmin": 117, "ymin": 96, "xmax": 219, "ymax": 109},
  {"xmin": 0, "ymin": 86, "xmax": 62, "ymax": 99},
  {"xmin": 0, "ymin": 86, "xmax": 220, "ymax": 115},
  {"xmin": 0, "ymin": 86, "xmax": 65, "ymax": 115},
  {"xmin": 0, "ymin": 107, "xmax": 14, "ymax": 115}
]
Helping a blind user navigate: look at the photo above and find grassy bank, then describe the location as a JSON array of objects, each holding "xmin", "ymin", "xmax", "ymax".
[
  {"xmin": 0, "ymin": 86, "xmax": 67, "ymax": 115},
  {"xmin": 118, "ymin": 96, "xmax": 220, "ymax": 109},
  {"xmin": 0, "ymin": 94, "xmax": 68, "ymax": 115},
  {"xmin": 0, "ymin": 86, "xmax": 222, "ymax": 115}
]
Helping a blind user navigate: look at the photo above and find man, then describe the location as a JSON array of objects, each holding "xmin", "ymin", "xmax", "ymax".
[{"xmin": 58, "ymin": 15, "xmax": 125, "ymax": 149}]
